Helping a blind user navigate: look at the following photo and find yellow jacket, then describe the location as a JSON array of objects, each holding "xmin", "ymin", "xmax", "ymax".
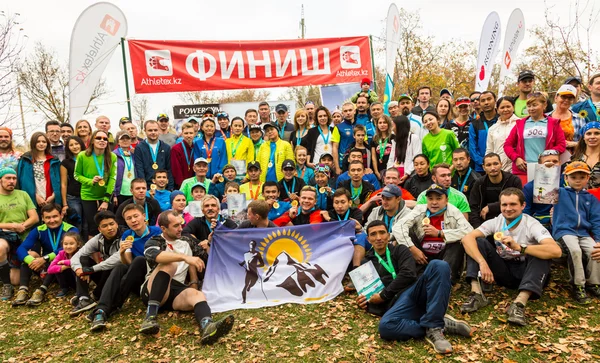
[
  {"xmin": 257, "ymin": 139, "xmax": 295, "ymax": 182},
  {"xmin": 226, "ymin": 134, "xmax": 255, "ymax": 165}
]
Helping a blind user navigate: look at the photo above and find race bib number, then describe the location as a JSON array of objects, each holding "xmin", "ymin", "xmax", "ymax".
[
  {"xmin": 422, "ymin": 242, "xmax": 445, "ymax": 255},
  {"xmin": 524, "ymin": 125, "xmax": 547, "ymax": 139}
]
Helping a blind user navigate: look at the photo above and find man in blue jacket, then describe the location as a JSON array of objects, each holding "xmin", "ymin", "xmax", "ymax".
[
  {"xmin": 13, "ymin": 204, "xmax": 77, "ymax": 306},
  {"xmin": 468, "ymin": 91, "xmax": 498, "ymax": 172},
  {"xmin": 134, "ymin": 120, "xmax": 174, "ymax": 190}
]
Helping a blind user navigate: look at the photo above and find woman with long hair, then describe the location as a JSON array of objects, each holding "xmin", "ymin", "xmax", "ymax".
[
  {"xmin": 572, "ymin": 122, "xmax": 600, "ymax": 189},
  {"xmin": 386, "ymin": 115, "xmax": 422, "ymax": 184},
  {"xmin": 436, "ymin": 98, "xmax": 455, "ymax": 128},
  {"xmin": 486, "ymin": 97, "xmax": 518, "ymax": 172},
  {"xmin": 403, "ymin": 154, "xmax": 433, "ymax": 198},
  {"xmin": 17, "ymin": 132, "xmax": 62, "ymax": 209},
  {"xmin": 302, "ymin": 106, "xmax": 334, "ymax": 167},
  {"xmin": 74, "ymin": 130, "xmax": 117, "ymax": 237},
  {"xmin": 74, "ymin": 119, "xmax": 93, "ymax": 148},
  {"xmin": 370, "ymin": 115, "xmax": 394, "ymax": 180},
  {"xmin": 289, "ymin": 109, "xmax": 310, "ymax": 150},
  {"xmin": 60, "ymin": 136, "xmax": 86, "ymax": 231}
]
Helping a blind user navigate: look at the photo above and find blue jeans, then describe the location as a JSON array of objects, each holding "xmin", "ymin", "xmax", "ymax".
[
  {"xmin": 66, "ymin": 194, "xmax": 84, "ymax": 232},
  {"xmin": 378, "ymin": 260, "xmax": 451, "ymax": 341}
]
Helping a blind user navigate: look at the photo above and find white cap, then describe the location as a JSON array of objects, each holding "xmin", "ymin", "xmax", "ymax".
[{"xmin": 556, "ymin": 84, "xmax": 577, "ymax": 97}]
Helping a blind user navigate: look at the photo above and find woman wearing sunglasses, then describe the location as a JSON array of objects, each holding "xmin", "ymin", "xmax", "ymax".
[
  {"xmin": 74, "ymin": 130, "xmax": 118, "ymax": 237},
  {"xmin": 504, "ymin": 92, "xmax": 566, "ymax": 183}
]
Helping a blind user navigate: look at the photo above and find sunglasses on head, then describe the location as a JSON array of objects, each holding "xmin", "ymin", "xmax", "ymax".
[{"xmin": 217, "ymin": 112, "xmax": 229, "ymax": 118}]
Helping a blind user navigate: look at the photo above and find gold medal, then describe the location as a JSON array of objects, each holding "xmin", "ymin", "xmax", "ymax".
[
  {"xmin": 422, "ymin": 217, "xmax": 430, "ymax": 226},
  {"xmin": 98, "ymin": 179, "xmax": 106, "ymax": 187},
  {"xmin": 291, "ymin": 200, "xmax": 298, "ymax": 207},
  {"xmin": 273, "ymin": 201, "xmax": 280, "ymax": 209},
  {"xmin": 181, "ymin": 217, "xmax": 186, "ymax": 225},
  {"xmin": 127, "ymin": 172, "xmax": 132, "ymax": 178},
  {"xmin": 152, "ymin": 163, "xmax": 158, "ymax": 170},
  {"xmin": 494, "ymin": 232, "xmax": 504, "ymax": 241},
  {"xmin": 150, "ymin": 184, "xmax": 157, "ymax": 190},
  {"xmin": 218, "ymin": 176, "xmax": 224, "ymax": 183},
  {"xmin": 207, "ymin": 158, "xmax": 212, "ymax": 163},
  {"xmin": 125, "ymin": 235, "xmax": 134, "ymax": 242},
  {"xmin": 324, "ymin": 145, "xmax": 329, "ymax": 151},
  {"xmin": 319, "ymin": 187, "xmax": 326, "ymax": 194}
]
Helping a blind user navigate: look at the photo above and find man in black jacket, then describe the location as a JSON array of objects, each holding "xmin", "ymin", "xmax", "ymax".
[
  {"xmin": 182, "ymin": 195, "xmax": 237, "ymax": 252},
  {"xmin": 451, "ymin": 148, "xmax": 481, "ymax": 200},
  {"xmin": 469, "ymin": 153, "xmax": 523, "ymax": 228},
  {"xmin": 356, "ymin": 220, "xmax": 472, "ymax": 354},
  {"xmin": 134, "ymin": 120, "xmax": 174, "ymax": 190}
]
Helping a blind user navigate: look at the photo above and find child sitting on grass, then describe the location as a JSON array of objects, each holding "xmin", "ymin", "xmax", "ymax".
[
  {"xmin": 553, "ymin": 161, "xmax": 600, "ymax": 304},
  {"xmin": 47, "ymin": 232, "xmax": 82, "ymax": 298}
]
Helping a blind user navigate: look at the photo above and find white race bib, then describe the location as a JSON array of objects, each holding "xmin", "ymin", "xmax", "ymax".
[{"xmin": 523, "ymin": 125, "xmax": 547, "ymax": 139}]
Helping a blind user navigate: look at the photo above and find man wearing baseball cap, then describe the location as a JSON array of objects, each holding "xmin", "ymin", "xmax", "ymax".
[
  {"xmin": 439, "ymin": 88, "xmax": 453, "ymax": 102},
  {"xmin": 256, "ymin": 123, "xmax": 294, "ymax": 182},
  {"xmin": 157, "ymin": 114, "xmax": 177, "ymax": 147},
  {"xmin": 549, "ymin": 84, "xmax": 586, "ymax": 149},
  {"xmin": 393, "ymin": 184, "xmax": 473, "ymax": 284},
  {"xmin": 239, "ymin": 161, "xmax": 264, "ymax": 201},
  {"xmin": 180, "ymin": 158, "xmax": 211, "ymax": 202},
  {"xmin": 564, "ymin": 76, "xmax": 587, "ymax": 102},
  {"xmin": 572, "ymin": 72, "xmax": 600, "ymax": 123},
  {"xmin": 513, "ymin": 70, "xmax": 553, "ymax": 117},
  {"xmin": 278, "ymin": 159, "xmax": 305, "ymax": 202},
  {"xmin": 216, "ymin": 112, "xmax": 231, "ymax": 139},
  {"xmin": 272, "ymin": 104, "xmax": 294, "ymax": 141},
  {"xmin": 248, "ymin": 124, "xmax": 264, "ymax": 160},
  {"xmin": 397, "ymin": 94, "xmax": 426, "ymax": 140}
]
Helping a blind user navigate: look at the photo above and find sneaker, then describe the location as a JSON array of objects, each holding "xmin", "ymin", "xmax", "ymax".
[
  {"xmin": 26, "ymin": 289, "xmax": 45, "ymax": 306},
  {"xmin": 425, "ymin": 327, "xmax": 452, "ymax": 354},
  {"xmin": 70, "ymin": 295, "xmax": 79, "ymax": 307},
  {"xmin": 1, "ymin": 284, "xmax": 14, "ymax": 301},
  {"xmin": 460, "ymin": 292, "xmax": 488, "ymax": 313},
  {"xmin": 70, "ymin": 297, "xmax": 97, "ymax": 316},
  {"xmin": 573, "ymin": 285, "xmax": 592, "ymax": 304},
  {"xmin": 506, "ymin": 302, "xmax": 527, "ymax": 326},
  {"xmin": 11, "ymin": 289, "xmax": 29, "ymax": 306},
  {"xmin": 443, "ymin": 314, "xmax": 473, "ymax": 337},
  {"xmin": 344, "ymin": 281, "xmax": 356, "ymax": 292},
  {"xmin": 200, "ymin": 314, "xmax": 235, "ymax": 345},
  {"xmin": 56, "ymin": 288, "xmax": 70, "ymax": 298},
  {"xmin": 586, "ymin": 284, "xmax": 600, "ymax": 298},
  {"xmin": 139, "ymin": 315, "xmax": 160, "ymax": 335},
  {"xmin": 90, "ymin": 310, "xmax": 107, "ymax": 332}
]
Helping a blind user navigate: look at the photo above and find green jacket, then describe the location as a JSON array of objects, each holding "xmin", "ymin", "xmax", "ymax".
[{"xmin": 74, "ymin": 151, "xmax": 117, "ymax": 202}]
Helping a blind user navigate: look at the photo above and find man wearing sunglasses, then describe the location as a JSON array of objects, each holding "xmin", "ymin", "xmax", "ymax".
[
  {"xmin": 468, "ymin": 92, "xmax": 481, "ymax": 120},
  {"xmin": 157, "ymin": 114, "xmax": 177, "ymax": 147}
]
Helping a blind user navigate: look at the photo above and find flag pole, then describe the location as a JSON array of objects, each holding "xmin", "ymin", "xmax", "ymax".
[
  {"xmin": 120, "ymin": 37, "xmax": 132, "ymax": 121},
  {"xmin": 369, "ymin": 36, "xmax": 376, "ymax": 94}
]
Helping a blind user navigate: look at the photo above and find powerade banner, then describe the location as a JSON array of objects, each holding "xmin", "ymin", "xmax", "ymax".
[
  {"xmin": 203, "ymin": 221, "xmax": 355, "ymax": 313},
  {"xmin": 498, "ymin": 8, "xmax": 526, "ymax": 96},
  {"xmin": 474, "ymin": 11, "xmax": 501, "ymax": 92},
  {"xmin": 384, "ymin": 4, "xmax": 401, "ymax": 114},
  {"xmin": 128, "ymin": 37, "xmax": 373, "ymax": 93},
  {"xmin": 69, "ymin": 2, "xmax": 128, "ymax": 122}
]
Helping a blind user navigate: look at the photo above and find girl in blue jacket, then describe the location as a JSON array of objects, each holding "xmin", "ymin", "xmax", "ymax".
[{"xmin": 193, "ymin": 118, "xmax": 228, "ymax": 179}]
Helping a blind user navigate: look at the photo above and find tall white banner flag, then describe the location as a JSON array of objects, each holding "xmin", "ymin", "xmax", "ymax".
[
  {"xmin": 498, "ymin": 9, "xmax": 526, "ymax": 96},
  {"xmin": 384, "ymin": 4, "xmax": 401, "ymax": 114},
  {"xmin": 475, "ymin": 11, "xmax": 501, "ymax": 92},
  {"xmin": 69, "ymin": 2, "xmax": 128, "ymax": 122}
]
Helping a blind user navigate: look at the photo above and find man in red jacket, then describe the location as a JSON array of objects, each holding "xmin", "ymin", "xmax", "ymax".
[
  {"xmin": 274, "ymin": 186, "xmax": 323, "ymax": 226},
  {"xmin": 171, "ymin": 122, "xmax": 196, "ymax": 189}
]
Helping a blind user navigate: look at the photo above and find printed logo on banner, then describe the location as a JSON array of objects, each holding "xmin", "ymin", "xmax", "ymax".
[
  {"xmin": 145, "ymin": 50, "xmax": 173, "ymax": 77},
  {"xmin": 99, "ymin": 14, "xmax": 120, "ymax": 36},
  {"xmin": 479, "ymin": 66, "xmax": 486, "ymax": 81},
  {"xmin": 504, "ymin": 51, "xmax": 512, "ymax": 68},
  {"xmin": 340, "ymin": 46, "xmax": 361, "ymax": 69}
]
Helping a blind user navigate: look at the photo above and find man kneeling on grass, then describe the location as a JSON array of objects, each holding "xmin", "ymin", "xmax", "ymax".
[
  {"xmin": 356, "ymin": 220, "xmax": 472, "ymax": 354},
  {"xmin": 140, "ymin": 210, "xmax": 234, "ymax": 344},
  {"xmin": 460, "ymin": 188, "xmax": 562, "ymax": 326}
]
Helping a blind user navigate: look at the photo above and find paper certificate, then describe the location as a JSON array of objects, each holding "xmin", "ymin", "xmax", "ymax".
[
  {"xmin": 231, "ymin": 159, "xmax": 247, "ymax": 176},
  {"xmin": 533, "ymin": 164, "xmax": 560, "ymax": 204},
  {"xmin": 226, "ymin": 193, "xmax": 247, "ymax": 222},
  {"xmin": 349, "ymin": 261, "xmax": 384, "ymax": 300}
]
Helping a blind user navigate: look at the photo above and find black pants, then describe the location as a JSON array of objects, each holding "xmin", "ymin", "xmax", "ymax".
[
  {"xmin": 96, "ymin": 256, "xmax": 147, "ymax": 315},
  {"xmin": 19, "ymin": 263, "xmax": 54, "ymax": 288},
  {"xmin": 82, "ymin": 200, "xmax": 102, "ymax": 237},
  {"xmin": 56, "ymin": 269, "xmax": 76, "ymax": 290},
  {"xmin": 465, "ymin": 237, "xmax": 550, "ymax": 299},
  {"xmin": 75, "ymin": 256, "xmax": 112, "ymax": 299},
  {"xmin": 424, "ymin": 242, "xmax": 464, "ymax": 284}
]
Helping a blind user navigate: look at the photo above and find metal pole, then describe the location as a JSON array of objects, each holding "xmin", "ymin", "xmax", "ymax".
[
  {"xmin": 120, "ymin": 38, "xmax": 132, "ymax": 121},
  {"xmin": 369, "ymin": 36, "xmax": 377, "ymax": 94},
  {"xmin": 17, "ymin": 85, "xmax": 27, "ymax": 147}
]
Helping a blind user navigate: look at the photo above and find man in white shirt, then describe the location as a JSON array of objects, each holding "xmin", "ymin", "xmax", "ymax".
[{"xmin": 139, "ymin": 210, "xmax": 234, "ymax": 344}]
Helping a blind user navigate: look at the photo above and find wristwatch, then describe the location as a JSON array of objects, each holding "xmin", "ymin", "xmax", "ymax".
[
  {"xmin": 520, "ymin": 244, "xmax": 528, "ymax": 255},
  {"xmin": 43, "ymin": 255, "xmax": 50, "ymax": 262}
]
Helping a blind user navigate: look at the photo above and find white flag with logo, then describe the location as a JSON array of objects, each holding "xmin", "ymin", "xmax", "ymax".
[
  {"xmin": 203, "ymin": 221, "xmax": 355, "ymax": 313},
  {"xmin": 69, "ymin": 2, "xmax": 128, "ymax": 122},
  {"xmin": 474, "ymin": 11, "xmax": 501, "ymax": 92},
  {"xmin": 498, "ymin": 9, "xmax": 526, "ymax": 96}
]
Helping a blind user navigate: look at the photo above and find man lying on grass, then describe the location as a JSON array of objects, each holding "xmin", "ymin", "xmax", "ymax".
[
  {"xmin": 355, "ymin": 220, "xmax": 472, "ymax": 354},
  {"xmin": 140, "ymin": 210, "xmax": 234, "ymax": 344}
]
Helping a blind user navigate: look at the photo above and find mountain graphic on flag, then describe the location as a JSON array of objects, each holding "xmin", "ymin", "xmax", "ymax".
[{"xmin": 263, "ymin": 251, "xmax": 329, "ymax": 297}]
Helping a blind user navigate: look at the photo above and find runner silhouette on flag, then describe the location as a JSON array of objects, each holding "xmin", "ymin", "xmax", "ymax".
[{"xmin": 239, "ymin": 240, "xmax": 265, "ymax": 303}]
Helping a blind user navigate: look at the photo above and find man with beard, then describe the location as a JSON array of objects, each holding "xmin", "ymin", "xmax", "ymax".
[
  {"xmin": 183, "ymin": 195, "xmax": 238, "ymax": 252},
  {"xmin": 305, "ymin": 101, "xmax": 316, "ymax": 127},
  {"xmin": 411, "ymin": 86, "xmax": 436, "ymax": 117},
  {"xmin": 398, "ymin": 94, "xmax": 427, "ymax": 140},
  {"xmin": 46, "ymin": 120, "xmax": 65, "ymax": 161},
  {"xmin": 0, "ymin": 167, "xmax": 38, "ymax": 300},
  {"xmin": 0, "ymin": 128, "xmax": 22, "ymax": 170},
  {"xmin": 469, "ymin": 91, "xmax": 498, "ymax": 172},
  {"xmin": 469, "ymin": 153, "xmax": 522, "ymax": 228},
  {"xmin": 450, "ymin": 148, "xmax": 481, "ymax": 200}
]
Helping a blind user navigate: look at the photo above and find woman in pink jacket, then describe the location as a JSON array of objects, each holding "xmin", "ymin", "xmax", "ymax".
[{"xmin": 504, "ymin": 92, "xmax": 566, "ymax": 179}]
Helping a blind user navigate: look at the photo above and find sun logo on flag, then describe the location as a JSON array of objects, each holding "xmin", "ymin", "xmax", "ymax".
[{"xmin": 258, "ymin": 229, "xmax": 312, "ymax": 271}]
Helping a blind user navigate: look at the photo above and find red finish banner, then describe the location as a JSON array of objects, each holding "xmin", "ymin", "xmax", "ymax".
[{"xmin": 128, "ymin": 36, "xmax": 372, "ymax": 94}]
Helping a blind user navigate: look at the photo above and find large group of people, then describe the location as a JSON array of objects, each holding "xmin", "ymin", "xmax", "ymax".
[{"xmin": 1, "ymin": 71, "xmax": 600, "ymax": 354}]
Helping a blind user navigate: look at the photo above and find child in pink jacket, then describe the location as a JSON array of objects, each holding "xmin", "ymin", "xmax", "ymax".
[{"xmin": 48, "ymin": 232, "xmax": 82, "ymax": 298}]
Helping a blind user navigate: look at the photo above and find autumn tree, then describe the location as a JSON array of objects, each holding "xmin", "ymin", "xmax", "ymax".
[
  {"xmin": 18, "ymin": 42, "xmax": 109, "ymax": 123},
  {"xmin": 0, "ymin": 12, "xmax": 26, "ymax": 125},
  {"xmin": 284, "ymin": 86, "xmax": 322, "ymax": 109}
]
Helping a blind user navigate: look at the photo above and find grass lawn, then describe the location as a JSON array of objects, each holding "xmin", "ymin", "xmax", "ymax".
[{"xmin": 1, "ymin": 265, "xmax": 599, "ymax": 362}]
